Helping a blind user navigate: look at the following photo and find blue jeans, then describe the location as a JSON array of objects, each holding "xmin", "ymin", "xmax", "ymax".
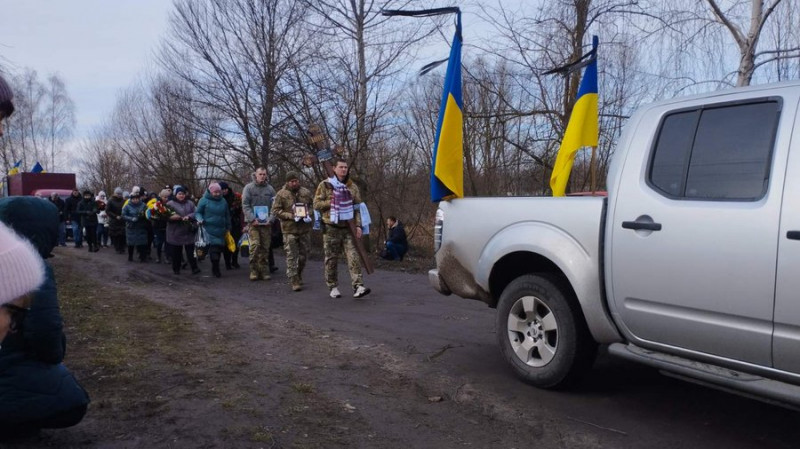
[
  {"xmin": 385, "ymin": 241, "xmax": 407, "ymax": 261},
  {"xmin": 71, "ymin": 221, "xmax": 82, "ymax": 246},
  {"xmin": 57, "ymin": 222, "xmax": 67, "ymax": 246},
  {"xmin": 97, "ymin": 225, "xmax": 109, "ymax": 246}
]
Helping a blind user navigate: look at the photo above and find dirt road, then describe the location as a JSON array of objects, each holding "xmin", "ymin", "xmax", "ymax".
[{"xmin": 6, "ymin": 246, "xmax": 800, "ymax": 448}]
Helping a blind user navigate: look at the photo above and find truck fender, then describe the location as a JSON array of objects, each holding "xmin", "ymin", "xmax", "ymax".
[{"xmin": 476, "ymin": 222, "xmax": 622, "ymax": 344}]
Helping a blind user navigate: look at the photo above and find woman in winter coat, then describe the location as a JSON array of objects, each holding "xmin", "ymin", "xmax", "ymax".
[
  {"xmin": 121, "ymin": 193, "xmax": 149, "ymax": 262},
  {"xmin": 0, "ymin": 197, "xmax": 90, "ymax": 440},
  {"xmin": 220, "ymin": 182, "xmax": 243, "ymax": 269},
  {"xmin": 76, "ymin": 190, "xmax": 99, "ymax": 253},
  {"xmin": 195, "ymin": 183, "xmax": 231, "ymax": 278},
  {"xmin": 95, "ymin": 191, "xmax": 109, "ymax": 248},
  {"xmin": 106, "ymin": 187, "xmax": 126, "ymax": 254},
  {"xmin": 167, "ymin": 186, "xmax": 201, "ymax": 275}
]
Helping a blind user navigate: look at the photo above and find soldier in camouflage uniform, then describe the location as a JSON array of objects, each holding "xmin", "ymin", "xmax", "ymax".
[
  {"xmin": 313, "ymin": 159, "xmax": 371, "ymax": 299},
  {"xmin": 241, "ymin": 167, "xmax": 277, "ymax": 281},
  {"xmin": 272, "ymin": 172, "xmax": 313, "ymax": 292}
]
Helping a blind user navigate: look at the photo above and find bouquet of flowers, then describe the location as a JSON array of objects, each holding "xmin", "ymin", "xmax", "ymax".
[{"xmin": 147, "ymin": 200, "xmax": 176, "ymax": 220}]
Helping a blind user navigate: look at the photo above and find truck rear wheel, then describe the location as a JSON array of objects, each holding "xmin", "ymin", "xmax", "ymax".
[{"xmin": 496, "ymin": 274, "xmax": 597, "ymax": 389}]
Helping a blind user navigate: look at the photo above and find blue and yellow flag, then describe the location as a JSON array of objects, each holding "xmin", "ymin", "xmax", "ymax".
[
  {"xmin": 382, "ymin": 7, "xmax": 463, "ymax": 202},
  {"xmin": 31, "ymin": 161, "xmax": 45, "ymax": 173},
  {"xmin": 550, "ymin": 36, "xmax": 599, "ymax": 197},
  {"xmin": 7, "ymin": 160, "xmax": 21, "ymax": 175},
  {"xmin": 430, "ymin": 14, "xmax": 463, "ymax": 202}
]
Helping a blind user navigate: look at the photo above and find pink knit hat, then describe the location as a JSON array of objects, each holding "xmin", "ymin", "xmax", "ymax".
[
  {"xmin": 0, "ymin": 222, "xmax": 45, "ymax": 305},
  {"xmin": 208, "ymin": 183, "xmax": 221, "ymax": 193}
]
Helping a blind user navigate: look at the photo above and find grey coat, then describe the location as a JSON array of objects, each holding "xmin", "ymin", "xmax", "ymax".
[
  {"xmin": 241, "ymin": 181, "xmax": 276, "ymax": 223},
  {"xmin": 166, "ymin": 199, "xmax": 197, "ymax": 246}
]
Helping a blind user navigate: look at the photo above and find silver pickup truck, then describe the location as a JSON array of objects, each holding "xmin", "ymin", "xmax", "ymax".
[{"xmin": 429, "ymin": 80, "xmax": 800, "ymax": 407}]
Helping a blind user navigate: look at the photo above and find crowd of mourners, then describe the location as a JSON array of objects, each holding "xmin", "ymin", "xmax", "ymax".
[
  {"xmin": 44, "ymin": 165, "xmax": 407, "ymax": 295},
  {"xmin": 50, "ymin": 183, "xmax": 254, "ymax": 278}
]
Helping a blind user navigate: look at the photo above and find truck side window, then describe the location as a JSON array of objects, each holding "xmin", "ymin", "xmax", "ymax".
[{"xmin": 648, "ymin": 100, "xmax": 780, "ymax": 201}]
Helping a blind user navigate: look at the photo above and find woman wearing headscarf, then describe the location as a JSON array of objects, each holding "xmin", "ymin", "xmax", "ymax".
[
  {"xmin": 167, "ymin": 186, "xmax": 201, "ymax": 275},
  {"xmin": 95, "ymin": 191, "xmax": 109, "ymax": 248},
  {"xmin": 195, "ymin": 183, "xmax": 231, "ymax": 278}
]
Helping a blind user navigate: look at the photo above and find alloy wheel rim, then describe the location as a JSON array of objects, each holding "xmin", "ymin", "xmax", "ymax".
[{"xmin": 507, "ymin": 295, "xmax": 558, "ymax": 367}]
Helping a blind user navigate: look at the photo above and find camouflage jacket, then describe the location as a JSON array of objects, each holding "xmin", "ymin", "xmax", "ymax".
[
  {"xmin": 272, "ymin": 184, "xmax": 313, "ymax": 234},
  {"xmin": 313, "ymin": 177, "xmax": 362, "ymax": 228}
]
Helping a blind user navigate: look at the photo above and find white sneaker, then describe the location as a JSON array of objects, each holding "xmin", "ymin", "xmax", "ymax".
[
  {"xmin": 353, "ymin": 285, "xmax": 371, "ymax": 298},
  {"xmin": 330, "ymin": 287, "xmax": 342, "ymax": 298}
]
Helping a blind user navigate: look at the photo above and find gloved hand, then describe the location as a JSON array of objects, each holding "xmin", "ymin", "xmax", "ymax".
[
  {"xmin": 303, "ymin": 216, "xmax": 312, "ymax": 223},
  {"xmin": 132, "ymin": 217, "xmax": 138, "ymax": 222}
]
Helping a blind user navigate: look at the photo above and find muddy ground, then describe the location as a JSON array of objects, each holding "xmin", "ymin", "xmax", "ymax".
[
  {"xmin": 5, "ymin": 247, "xmax": 541, "ymax": 449},
  {"xmin": 4, "ymin": 245, "xmax": 800, "ymax": 449}
]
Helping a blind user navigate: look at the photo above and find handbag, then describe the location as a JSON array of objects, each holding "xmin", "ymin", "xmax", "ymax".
[
  {"xmin": 195, "ymin": 224, "xmax": 209, "ymax": 260},
  {"xmin": 238, "ymin": 233, "xmax": 250, "ymax": 257},
  {"xmin": 225, "ymin": 231, "xmax": 236, "ymax": 253}
]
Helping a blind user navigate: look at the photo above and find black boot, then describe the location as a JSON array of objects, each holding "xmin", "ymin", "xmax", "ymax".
[{"xmin": 212, "ymin": 260, "xmax": 221, "ymax": 278}]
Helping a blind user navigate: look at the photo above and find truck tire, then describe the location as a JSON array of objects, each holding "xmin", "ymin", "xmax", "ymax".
[{"xmin": 496, "ymin": 274, "xmax": 597, "ymax": 389}]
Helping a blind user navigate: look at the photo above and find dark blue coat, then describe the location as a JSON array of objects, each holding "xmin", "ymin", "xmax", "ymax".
[{"xmin": 0, "ymin": 197, "xmax": 90, "ymax": 425}]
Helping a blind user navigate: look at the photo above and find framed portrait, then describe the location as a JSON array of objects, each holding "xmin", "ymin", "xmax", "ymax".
[{"xmin": 293, "ymin": 203, "xmax": 308, "ymax": 218}]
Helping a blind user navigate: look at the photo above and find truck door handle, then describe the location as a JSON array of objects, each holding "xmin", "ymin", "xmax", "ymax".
[
  {"xmin": 787, "ymin": 231, "xmax": 800, "ymax": 240},
  {"xmin": 622, "ymin": 221, "xmax": 662, "ymax": 231}
]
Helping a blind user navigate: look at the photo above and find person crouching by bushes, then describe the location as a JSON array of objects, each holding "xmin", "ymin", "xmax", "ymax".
[
  {"xmin": 195, "ymin": 183, "xmax": 231, "ymax": 278},
  {"xmin": 381, "ymin": 216, "xmax": 408, "ymax": 261},
  {"xmin": 0, "ymin": 197, "xmax": 90, "ymax": 441},
  {"xmin": 122, "ymin": 192, "xmax": 149, "ymax": 262},
  {"xmin": 167, "ymin": 186, "xmax": 201, "ymax": 275}
]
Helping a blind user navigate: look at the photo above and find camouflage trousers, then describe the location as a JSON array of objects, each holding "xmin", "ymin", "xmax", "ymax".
[
  {"xmin": 323, "ymin": 225, "xmax": 363, "ymax": 290},
  {"xmin": 248, "ymin": 224, "xmax": 271, "ymax": 276},
  {"xmin": 283, "ymin": 232, "xmax": 310, "ymax": 281}
]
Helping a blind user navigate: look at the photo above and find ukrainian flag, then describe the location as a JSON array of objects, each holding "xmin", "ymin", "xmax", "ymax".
[
  {"xmin": 430, "ymin": 14, "xmax": 463, "ymax": 202},
  {"xmin": 7, "ymin": 160, "xmax": 21, "ymax": 175},
  {"xmin": 550, "ymin": 37, "xmax": 599, "ymax": 197},
  {"xmin": 31, "ymin": 161, "xmax": 45, "ymax": 173}
]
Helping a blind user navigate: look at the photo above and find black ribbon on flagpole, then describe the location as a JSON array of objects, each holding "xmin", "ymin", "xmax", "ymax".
[
  {"xmin": 382, "ymin": 7, "xmax": 461, "ymax": 76},
  {"xmin": 543, "ymin": 36, "xmax": 599, "ymax": 76}
]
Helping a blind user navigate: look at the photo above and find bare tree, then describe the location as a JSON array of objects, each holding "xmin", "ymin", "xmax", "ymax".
[
  {"xmin": 79, "ymin": 127, "xmax": 137, "ymax": 194},
  {"xmin": 0, "ymin": 69, "xmax": 75, "ymax": 173},
  {"xmin": 159, "ymin": 0, "xmax": 313, "ymax": 172},
  {"xmin": 300, "ymin": 0, "xmax": 437, "ymax": 185}
]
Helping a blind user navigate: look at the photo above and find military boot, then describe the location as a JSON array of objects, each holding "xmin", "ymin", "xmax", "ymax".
[{"xmin": 290, "ymin": 276, "xmax": 302, "ymax": 292}]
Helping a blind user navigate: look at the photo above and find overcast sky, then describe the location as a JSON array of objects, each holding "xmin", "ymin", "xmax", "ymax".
[
  {"xmin": 0, "ymin": 0, "xmax": 515, "ymax": 145},
  {"xmin": 0, "ymin": 0, "xmax": 173, "ymax": 138}
]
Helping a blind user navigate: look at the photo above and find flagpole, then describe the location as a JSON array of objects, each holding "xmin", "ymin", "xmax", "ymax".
[{"xmin": 590, "ymin": 145, "xmax": 597, "ymax": 194}]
